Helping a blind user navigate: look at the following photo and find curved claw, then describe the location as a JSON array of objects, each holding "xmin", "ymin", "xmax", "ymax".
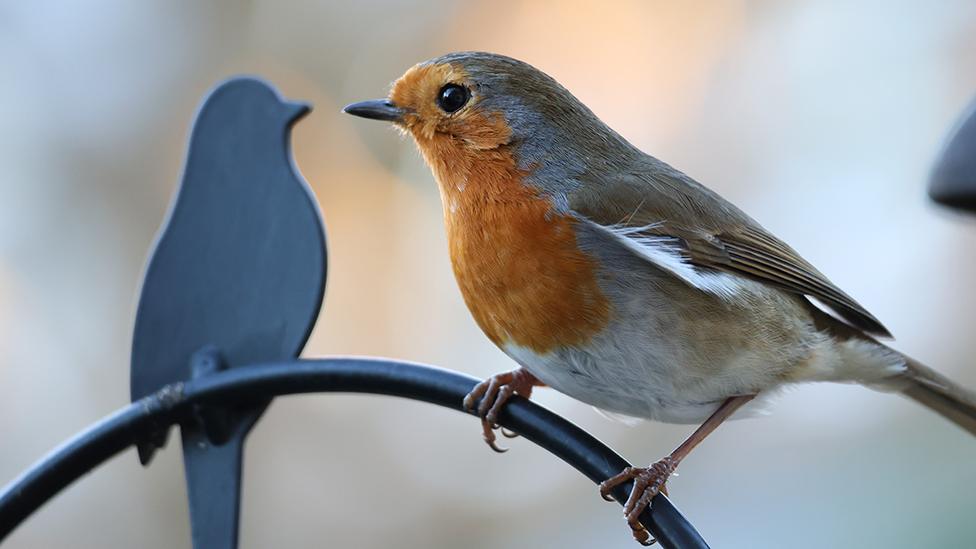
[
  {"xmin": 486, "ymin": 437, "xmax": 509, "ymax": 453},
  {"xmin": 627, "ymin": 506, "xmax": 657, "ymax": 546},
  {"xmin": 500, "ymin": 426, "xmax": 519, "ymax": 439},
  {"xmin": 635, "ymin": 529, "xmax": 656, "ymax": 546},
  {"xmin": 481, "ymin": 419, "xmax": 508, "ymax": 453}
]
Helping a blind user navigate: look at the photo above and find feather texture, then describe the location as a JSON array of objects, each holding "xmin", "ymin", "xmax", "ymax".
[{"xmin": 569, "ymin": 168, "xmax": 891, "ymax": 337}]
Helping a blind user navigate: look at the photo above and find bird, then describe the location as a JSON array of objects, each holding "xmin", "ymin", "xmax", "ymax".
[{"xmin": 344, "ymin": 52, "xmax": 976, "ymax": 545}]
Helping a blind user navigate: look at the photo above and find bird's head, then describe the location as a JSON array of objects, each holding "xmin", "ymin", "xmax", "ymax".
[
  {"xmin": 344, "ymin": 52, "xmax": 635, "ymax": 188},
  {"xmin": 195, "ymin": 77, "xmax": 311, "ymax": 147}
]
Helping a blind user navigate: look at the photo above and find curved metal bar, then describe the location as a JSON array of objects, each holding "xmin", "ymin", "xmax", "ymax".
[{"xmin": 0, "ymin": 357, "xmax": 709, "ymax": 548}]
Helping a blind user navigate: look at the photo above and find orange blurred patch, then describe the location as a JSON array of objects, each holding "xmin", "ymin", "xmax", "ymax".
[{"xmin": 439, "ymin": 0, "xmax": 748, "ymax": 143}]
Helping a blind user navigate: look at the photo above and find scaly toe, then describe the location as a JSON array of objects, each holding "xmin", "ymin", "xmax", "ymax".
[
  {"xmin": 626, "ymin": 459, "xmax": 675, "ymax": 517},
  {"xmin": 485, "ymin": 385, "xmax": 515, "ymax": 425},
  {"xmin": 476, "ymin": 377, "xmax": 503, "ymax": 417},
  {"xmin": 462, "ymin": 380, "xmax": 489, "ymax": 411},
  {"xmin": 599, "ymin": 466, "xmax": 640, "ymax": 503},
  {"xmin": 603, "ymin": 458, "xmax": 676, "ymax": 545}
]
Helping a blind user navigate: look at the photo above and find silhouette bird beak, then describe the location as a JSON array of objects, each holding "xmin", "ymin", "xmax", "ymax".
[
  {"xmin": 342, "ymin": 99, "xmax": 404, "ymax": 122},
  {"xmin": 284, "ymin": 100, "xmax": 312, "ymax": 122}
]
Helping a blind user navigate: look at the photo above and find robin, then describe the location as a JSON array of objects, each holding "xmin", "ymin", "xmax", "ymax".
[{"xmin": 344, "ymin": 51, "xmax": 976, "ymax": 545}]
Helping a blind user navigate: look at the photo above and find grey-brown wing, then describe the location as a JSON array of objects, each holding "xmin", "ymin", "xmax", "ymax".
[
  {"xmin": 570, "ymin": 171, "xmax": 891, "ymax": 337},
  {"xmin": 685, "ymin": 225, "xmax": 891, "ymax": 337}
]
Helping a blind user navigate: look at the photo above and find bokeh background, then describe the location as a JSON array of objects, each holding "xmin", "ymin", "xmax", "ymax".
[{"xmin": 3, "ymin": 1, "xmax": 976, "ymax": 547}]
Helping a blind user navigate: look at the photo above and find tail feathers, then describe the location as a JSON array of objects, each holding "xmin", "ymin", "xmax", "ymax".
[{"xmin": 896, "ymin": 358, "xmax": 976, "ymax": 437}]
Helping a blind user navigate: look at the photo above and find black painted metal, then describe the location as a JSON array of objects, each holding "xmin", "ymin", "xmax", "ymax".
[
  {"xmin": 129, "ymin": 77, "xmax": 326, "ymax": 548},
  {"xmin": 931, "ymin": 96, "xmax": 976, "ymax": 213},
  {"xmin": 0, "ymin": 358, "xmax": 709, "ymax": 549}
]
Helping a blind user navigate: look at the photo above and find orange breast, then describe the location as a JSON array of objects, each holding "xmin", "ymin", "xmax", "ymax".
[{"xmin": 418, "ymin": 137, "xmax": 611, "ymax": 354}]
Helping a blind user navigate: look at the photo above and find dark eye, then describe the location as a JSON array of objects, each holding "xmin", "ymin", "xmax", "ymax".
[{"xmin": 437, "ymin": 84, "xmax": 470, "ymax": 113}]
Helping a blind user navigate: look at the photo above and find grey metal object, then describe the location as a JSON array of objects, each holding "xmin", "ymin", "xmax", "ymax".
[
  {"xmin": 129, "ymin": 77, "xmax": 325, "ymax": 549},
  {"xmin": 930, "ymin": 97, "xmax": 976, "ymax": 213}
]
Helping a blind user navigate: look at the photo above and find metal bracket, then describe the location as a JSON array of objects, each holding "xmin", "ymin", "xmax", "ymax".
[{"xmin": 181, "ymin": 345, "xmax": 259, "ymax": 549}]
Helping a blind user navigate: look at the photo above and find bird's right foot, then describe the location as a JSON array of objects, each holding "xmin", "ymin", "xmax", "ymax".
[{"xmin": 599, "ymin": 458, "xmax": 677, "ymax": 546}]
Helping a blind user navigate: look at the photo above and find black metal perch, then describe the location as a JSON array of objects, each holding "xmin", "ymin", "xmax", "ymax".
[
  {"xmin": 0, "ymin": 358, "xmax": 707, "ymax": 548},
  {"xmin": 0, "ymin": 76, "xmax": 710, "ymax": 548}
]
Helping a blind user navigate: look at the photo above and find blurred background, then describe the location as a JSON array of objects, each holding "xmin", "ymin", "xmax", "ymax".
[{"xmin": 2, "ymin": 1, "xmax": 976, "ymax": 547}]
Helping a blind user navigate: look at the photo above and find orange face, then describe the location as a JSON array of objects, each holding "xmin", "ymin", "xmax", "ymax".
[{"xmin": 388, "ymin": 62, "xmax": 513, "ymax": 151}]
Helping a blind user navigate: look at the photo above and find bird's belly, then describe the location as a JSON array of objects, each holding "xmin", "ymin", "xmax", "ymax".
[
  {"xmin": 501, "ymin": 277, "xmax": 818, "ymax": 424},
  {"xmin": 503, "ymin": 335, "xmax": 735, "ymax": 424}
]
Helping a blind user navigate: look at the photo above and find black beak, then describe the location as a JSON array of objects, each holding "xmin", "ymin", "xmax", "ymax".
[{"xmin": 342, "ymin": 99, "xmax": 404, "ymax": 122}]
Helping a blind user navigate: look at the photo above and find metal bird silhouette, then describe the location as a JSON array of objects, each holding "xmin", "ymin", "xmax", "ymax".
[{"xmin": 130, "ymin": 76, "xmax": 325, "ymax": 548}]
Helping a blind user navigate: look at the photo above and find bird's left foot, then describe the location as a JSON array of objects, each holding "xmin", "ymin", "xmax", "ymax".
[
  {"xmin": 462, "ymin": 368, "xmax": 541, "ymax": 453},
  {"xmin": 599, "ymin": 457, "xmax": 677, "ymax": 546}
]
